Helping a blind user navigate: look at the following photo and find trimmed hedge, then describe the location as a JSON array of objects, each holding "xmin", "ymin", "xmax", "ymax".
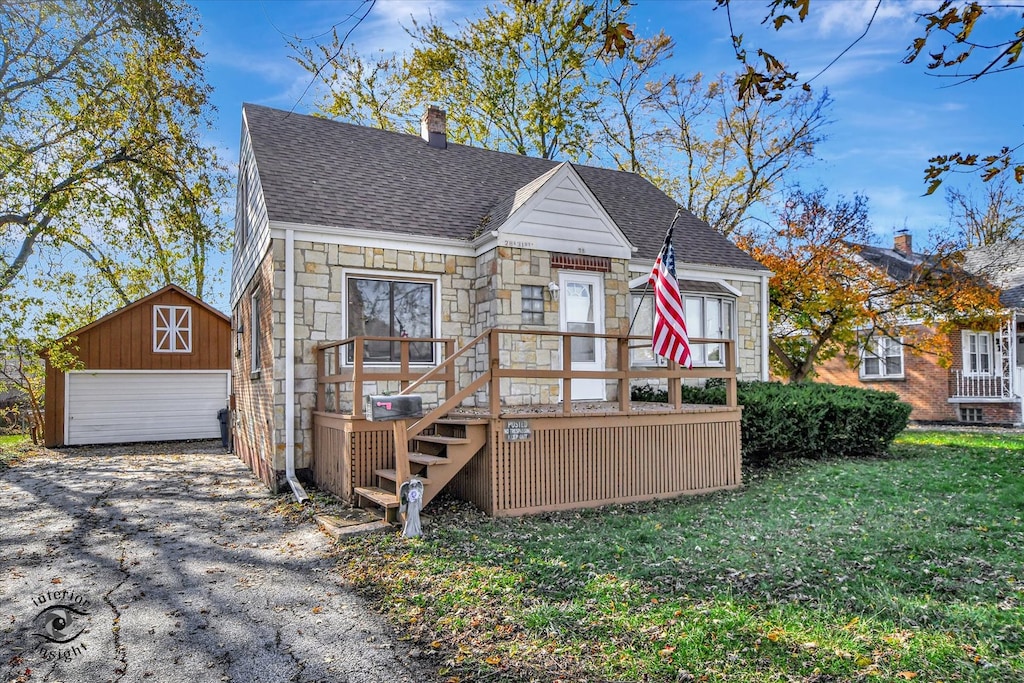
[{"xmin": 632, "ymin": 381, "xmax": 911, "ymax": 466}]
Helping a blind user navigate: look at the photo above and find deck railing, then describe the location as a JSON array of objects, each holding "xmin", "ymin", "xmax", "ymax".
[
  {"xmin": 315, "ymin": 329, "xmax": 737, "ymax": 421},
  {"xmin": 951, "ymin": 370, "xmax": 1012, "ymax": 399}
]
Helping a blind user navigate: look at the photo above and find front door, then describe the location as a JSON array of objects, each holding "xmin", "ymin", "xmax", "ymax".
[{"xmin": 559, "ymin": 272, "xmax": 605, "ymax": 401}]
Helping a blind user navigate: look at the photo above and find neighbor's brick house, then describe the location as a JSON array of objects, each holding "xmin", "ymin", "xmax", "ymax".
[{"xmin": 816, "ymin": 234, "xmax": 1024, "ymax": 425}]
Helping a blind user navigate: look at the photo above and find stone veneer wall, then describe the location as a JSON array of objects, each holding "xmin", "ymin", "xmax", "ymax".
[
  {"xmin": 733, "ymin": 279, "xmax": 763, "ymax": 380},
  {"xmin": 279, "ymin": 238, "xmax": 766, "ymax": 464}
]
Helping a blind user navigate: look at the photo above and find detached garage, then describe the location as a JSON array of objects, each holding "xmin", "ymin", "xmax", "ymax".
[{"xmin": 44, "ymin": 285, "xmax": 232, "ymax": 447}]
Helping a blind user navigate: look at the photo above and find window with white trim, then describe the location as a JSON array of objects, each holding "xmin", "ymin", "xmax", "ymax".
[
  {"xmin": 685, "ymin": 295, "xmax": 733, "ymax": 366},
  {"xmin": 250, "ymin": 290, "xmax": 261, "ymax": 373},
  {"xmin": 860, "ymin": 336, "xmax": 904, "ymax": 379},
  {"xmin": 153, "ymin": 305, "xmax": 192, "ymax": 353},
  {"xmin": 629, "ymin": 291, "xmax": 734, "ymax": 366},
  {"xmin": 347, "ymin": 276, "xmax": 435, "ymax": 363},
  {"xmin": 962, "ymin": 330, "xmax": 995, "ymax": 376}
]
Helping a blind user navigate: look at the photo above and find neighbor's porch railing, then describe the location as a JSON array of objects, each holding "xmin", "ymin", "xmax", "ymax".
[
  {"xmin": 951, "ymin": 370, "xmax": 1012, "ymax": 399},
  {"xmin": 315, "ymin": 329, "xmax": 737, "ymax": 421}
]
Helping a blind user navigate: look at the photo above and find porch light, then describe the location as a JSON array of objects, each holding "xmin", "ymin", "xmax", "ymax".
[
  {"xmin": 547, "ymin": 282, "xmax": 559, "ymax": 300},
  {"xmin": 235, "ymin": 324, "xmax": 244, "ymax": 356}
]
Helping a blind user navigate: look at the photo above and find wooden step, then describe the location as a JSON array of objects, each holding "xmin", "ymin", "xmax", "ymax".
[
  {"xmin": 409, "ymin": 452, "xmax": 450, "ymax": 466},
  {"xmin": 414, "ymin": 434, "xmax": 470, "ymax": 445},
  {"xmin": 375, "ymin": 469, "xmax": 432, "ymax": 485},
  {"xmin": 353, "ymin": 486, "xmax": 399, "ymax": 509},
  {"xmin": 434, "ymin": 417, "xmax": 490, "ymax": 426}
]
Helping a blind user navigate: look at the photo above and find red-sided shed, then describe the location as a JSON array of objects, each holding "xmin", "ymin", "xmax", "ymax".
[{"xmin": 44, "ymin": 284, "xmax": 232, "ymax": 447}]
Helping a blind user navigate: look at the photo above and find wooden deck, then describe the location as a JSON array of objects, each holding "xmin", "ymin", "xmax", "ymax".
[{"xmin": 312, "ymin": 330, "xmax": 743, "ymax": 518}]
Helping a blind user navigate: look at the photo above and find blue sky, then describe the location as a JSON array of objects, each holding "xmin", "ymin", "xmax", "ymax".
[{"xmin": 194, "ymin": 0, "xmax": 1022, "ymax": 255}]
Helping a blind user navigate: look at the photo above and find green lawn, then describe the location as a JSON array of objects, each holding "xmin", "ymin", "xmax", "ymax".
[
  {"xmin": 332, "ymin": 430, "xmax": 1024, "ymax": 682},
  {"xmin": 0, "ymin": 434, "xmax": 31, "ymax": 469}
]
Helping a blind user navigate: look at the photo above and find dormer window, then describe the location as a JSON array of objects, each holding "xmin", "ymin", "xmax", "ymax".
[{"xmin": 153, "ymin": 305, "xmax": 192, "ymax": 353}]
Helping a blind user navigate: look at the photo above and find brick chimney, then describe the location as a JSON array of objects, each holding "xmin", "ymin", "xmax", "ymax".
[
  {"xmin": 893, "ymin": 229, "xmax": 912, "ymax": 255},
  {"xmin": 420, "ymin": 105, "xmax": 447, "ymax": 149}
]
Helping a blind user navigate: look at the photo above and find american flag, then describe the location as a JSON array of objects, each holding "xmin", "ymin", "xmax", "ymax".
[{"xmin": 648, "ymin": 223, "xmax": 693, "ymax": 369}]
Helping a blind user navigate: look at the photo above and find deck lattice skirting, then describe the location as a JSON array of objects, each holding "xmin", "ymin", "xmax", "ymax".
[{"xmin": 312, "ymin": 330, "xmax": 743, "ymax": 517}]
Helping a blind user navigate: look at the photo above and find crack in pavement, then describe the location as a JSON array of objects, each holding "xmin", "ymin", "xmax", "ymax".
[{"xmin": 104, "ymin": 545, "xmax": 130, "ymax": 681}]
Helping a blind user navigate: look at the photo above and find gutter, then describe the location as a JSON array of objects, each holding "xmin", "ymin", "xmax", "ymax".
[
  {"xmin": 761, "ymin": 272, "xmax": 770, "ymax": 381},
  {"xmin": 284, "ymin": 228, "xmax": 309, "ymax": 504}
]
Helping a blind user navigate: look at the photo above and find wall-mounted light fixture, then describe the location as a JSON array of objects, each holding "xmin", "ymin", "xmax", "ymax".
[
  {"xmin": 547, "ymin": 281, "xmax": 560, "ymax": 301},
  {"xmin": 235, "ymin": 324, "xmax": 244, "ymax": 357}
]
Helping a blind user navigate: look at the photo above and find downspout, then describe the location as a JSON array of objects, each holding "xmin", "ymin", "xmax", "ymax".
[
  {"xmin": 284, "ymin": 228, "xmax": 309, "ymax": 503},
  {"xmin": 760, "ymin": 273, "xmax": 770, "ymax": 381}
]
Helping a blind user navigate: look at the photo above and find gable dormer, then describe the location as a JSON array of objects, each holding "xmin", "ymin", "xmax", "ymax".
[{"xmin": 477, "ymin": 163, "xmax": 635, "ymax": 260}]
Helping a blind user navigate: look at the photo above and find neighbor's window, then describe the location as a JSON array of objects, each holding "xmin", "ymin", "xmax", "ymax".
[
  {"xmin": 521, "ymin": 285, "xmax": 545, "ymax": 325},
  {"xmin": 347, "ymin": 277, "xmax": 434, "ymax": 363},
  {"xmin": 962, "ymin": 330, "xmax": 994, "ymax": 375},
  {"xmin": 860, "ymin": 336, "xmax": 904, "ymax": 379},
  {"xmin": 629, "ymin": 292, "xmax": 734, "ymax": 366},
  {"xmin": 153, "ymin": 305, "xmax": 192, "ymax": 353},
  {"xmin": 250, "ymin": 290, "xmax": 261, "ymax": 373}
]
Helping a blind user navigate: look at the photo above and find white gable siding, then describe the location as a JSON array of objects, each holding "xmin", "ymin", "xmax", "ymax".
[
  {"xmin": 230, "ymin": 118, "xmax": 272, "ymax": 306},
  {"xmin": 496, "ymin": 168, "xmax": 633, "ymax": 259}
]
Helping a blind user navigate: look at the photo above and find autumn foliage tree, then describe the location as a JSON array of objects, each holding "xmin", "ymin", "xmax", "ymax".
[
  {"xmin": 713, "ymin": 0, "xmax": 1024, "ymax": 192},
  {"xmin": 294, "ymin": 0, "xmax": 829, "ymax": 236},
  {"xmin": 0, "ymin": 0, "xmax": 229, "ymax": 304},
  {"xmin": 737, "ymin": 187, "xmax": 1002, "ymax": 382}
]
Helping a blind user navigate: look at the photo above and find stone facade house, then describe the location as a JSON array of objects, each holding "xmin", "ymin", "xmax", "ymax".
[
  {"xmin": 230, "ymin": 104, "xmax": 771, "ymax": 499},
  {"xmin": 816, "ymin": 234, "xmax": 1024, "ymax": 425}
]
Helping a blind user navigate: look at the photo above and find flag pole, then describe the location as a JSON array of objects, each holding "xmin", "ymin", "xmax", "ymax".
[{"xmin": 626, "ymin": 206, "xmax": 682, "ymax": 337}]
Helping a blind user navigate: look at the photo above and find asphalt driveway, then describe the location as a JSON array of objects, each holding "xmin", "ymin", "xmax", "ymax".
[{"xmin": 0, "ymin": 441, "xmax": 427, "ymax": 683}]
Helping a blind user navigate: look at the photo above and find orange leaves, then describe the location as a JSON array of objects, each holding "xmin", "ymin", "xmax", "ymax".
[{"xmin": 600, "ymin": 22, "xmax": 635, "ymax": 58}]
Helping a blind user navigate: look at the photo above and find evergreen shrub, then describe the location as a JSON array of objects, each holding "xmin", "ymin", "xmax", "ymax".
[{"xmin": 631, "ymin": 381, "xmax": 911, "ymax": 465}]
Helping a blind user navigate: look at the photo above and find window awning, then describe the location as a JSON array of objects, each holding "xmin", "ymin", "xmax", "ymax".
[{"xmin": 677, "ymin": 279, "xmax": 735, "ymax": 296}]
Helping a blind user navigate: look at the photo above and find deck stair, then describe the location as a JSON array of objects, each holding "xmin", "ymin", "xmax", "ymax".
[{"xmin": 354, "ymin": 416, "xmax": 488, "ymax": 522}]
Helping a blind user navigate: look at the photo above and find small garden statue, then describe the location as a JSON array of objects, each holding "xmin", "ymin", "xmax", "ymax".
[{"xmin": 398, "ymin": 478, "xmax": 424, "ymax": 538}]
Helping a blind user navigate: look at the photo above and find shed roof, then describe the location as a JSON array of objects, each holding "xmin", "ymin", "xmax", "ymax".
[{"xmin": 242, "ymin": 104, "xmax": 766, "ymax": 273}]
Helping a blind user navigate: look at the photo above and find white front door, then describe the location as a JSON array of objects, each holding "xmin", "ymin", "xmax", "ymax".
[{"xmin": 559, "ymin": 271, "xmax": 605, "ymax": 401}]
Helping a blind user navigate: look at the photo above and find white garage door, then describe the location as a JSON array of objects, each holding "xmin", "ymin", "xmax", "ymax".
[{"xmin": 66, "ymin": 371, "xmax": 230, "ymax": 446}]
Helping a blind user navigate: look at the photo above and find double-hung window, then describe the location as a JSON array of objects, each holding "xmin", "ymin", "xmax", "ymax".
[
  {"xmin": 630, "ymin": 289, "xmax": 734, "ymax": 367},
  {"xmin": 347, "ymin": 277, "xmax": 434, "ymax": 363},
  {"xmin": 860, "ymin": 336, "xmax": 903, "ymax": 379},
  {"xmin": 962, "ymin": 330, "xmax": 995, "ymax": 376}
]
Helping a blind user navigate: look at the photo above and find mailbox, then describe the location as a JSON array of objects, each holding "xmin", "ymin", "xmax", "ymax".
[{"xmin": 367, "ymin": 394, "xmax": 424, "ymax": 422}]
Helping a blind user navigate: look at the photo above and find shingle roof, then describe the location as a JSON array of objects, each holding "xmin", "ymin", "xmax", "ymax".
[
  {"xmin": 850, "ymin": 243, "xmax": 924, "ymax": 281},
  {"xmin": 242, "ymin": 104, "xmax": 766, "ymax": 272},
  {"xmin": 853, "ymin": 240, "xmax": 1024, "ymax": 310},
  {"xmin": 962, "ymin": 241, "xmax": 1024, "ymax": 309}
]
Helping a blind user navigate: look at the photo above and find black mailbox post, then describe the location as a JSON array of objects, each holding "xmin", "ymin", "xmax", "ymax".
[{"xmin": 367, "ymin": 395, "xmax": 424, "ymax": 422}]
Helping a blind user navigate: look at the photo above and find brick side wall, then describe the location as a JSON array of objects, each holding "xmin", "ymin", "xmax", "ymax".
[
  {"xmin": 231, "ymin": 248, "xmax": 279, "ymax": 490},
  {"xmin": 816, "ymin": 348, "xmax": 958, "ymax": 422}
]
